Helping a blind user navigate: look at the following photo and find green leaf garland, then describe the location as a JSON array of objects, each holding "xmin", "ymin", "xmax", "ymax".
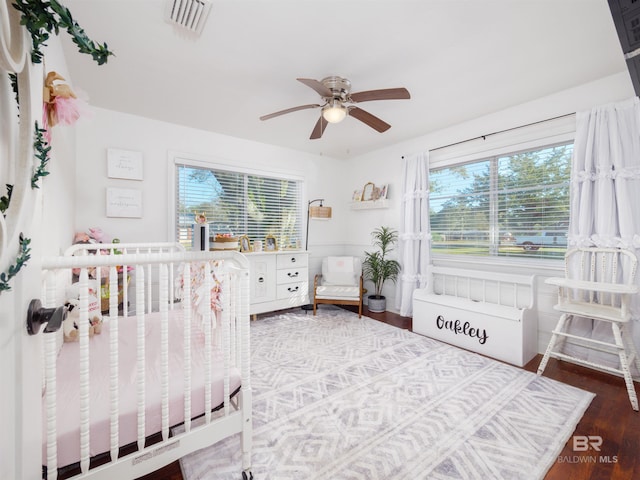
[
  {"xmin": 0, "ymin": 185, "xmax": 14, "ymax": 215},
  {"xmin": 31, "ymin": 121, "xmax": 51, "ymax": 189},
  {"xmin": 12, "ymin": 0, "xmax": 114, "ymax": 65},
  {"xmin": 0, "ymin": 234, "xmax": 32, "ymax": 294}
]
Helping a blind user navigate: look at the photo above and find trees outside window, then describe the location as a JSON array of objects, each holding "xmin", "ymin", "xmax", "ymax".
[
  {"xmin": 430, "ymin": 143, "xmax": 572, "ymax": 259},
  {"xmin": 176, "ymin": 164, "xmax": 303, "ymax": 250}
]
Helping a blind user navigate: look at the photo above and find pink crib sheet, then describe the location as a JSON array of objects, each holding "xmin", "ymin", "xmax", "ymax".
[{"xmin": 43, "ymin": 310, "xmax": 241, "ymax": 468}]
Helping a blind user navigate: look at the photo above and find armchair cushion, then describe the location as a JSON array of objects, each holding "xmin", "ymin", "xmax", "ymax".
[
  {"xmin": 315, "ymin": 285, "xmax": 361, "ymax": 300},
  {"xmin": 322, "ymin": 256, "xmax": 362, "ymax": 286}
]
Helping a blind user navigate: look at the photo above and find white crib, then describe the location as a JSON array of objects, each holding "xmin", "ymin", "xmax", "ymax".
[{"xmin": 34, "ymin": 243, "xmax": 253, "ymax": 480}]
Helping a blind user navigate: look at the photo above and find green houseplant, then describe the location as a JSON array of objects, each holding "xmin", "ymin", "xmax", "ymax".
[{"xmin": 362, "ymin": 226, "xmax": 401, "ymax": 313}]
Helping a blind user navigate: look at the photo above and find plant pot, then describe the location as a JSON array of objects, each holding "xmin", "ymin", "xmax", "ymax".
[{"xmin": 368, "ymin": 295, "xmax": 386, "ymax": 313}]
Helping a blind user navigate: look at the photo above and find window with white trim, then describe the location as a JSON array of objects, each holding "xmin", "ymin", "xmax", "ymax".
[
  {"xmin": 175, "ymin": 162, "xmax": 303, "ymax": 250},
  {"xmin": 429, "ymin": 142, "xmax": 573, "ymax": 259}
]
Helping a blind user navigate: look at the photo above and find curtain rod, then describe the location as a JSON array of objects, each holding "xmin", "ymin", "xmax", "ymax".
[{"xmin": 401, "ymin": 112, "xmax": 575, "ymax": 159}]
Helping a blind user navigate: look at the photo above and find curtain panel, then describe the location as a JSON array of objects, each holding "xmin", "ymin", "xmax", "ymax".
[
  {"xmin": 566, "ymin": 96, "xmax": 640, "ymax": 372},
  {"xmin": 395, "ymin": 152, "xmax": 431, "ymax": 317}
]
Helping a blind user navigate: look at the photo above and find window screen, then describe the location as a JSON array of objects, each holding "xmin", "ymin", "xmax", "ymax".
[
  {"xmin": 429, "ymin": 143, "xmax": 572, "ymax": 259},
  {"xmin": 175, "ymin": 162, "xmax": 303, "ymax": 250}
]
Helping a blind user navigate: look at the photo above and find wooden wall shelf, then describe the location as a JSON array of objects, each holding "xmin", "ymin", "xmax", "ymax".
[{"xmin": 350, "ymin": 200, "xmax": 390, "ymax": 210}]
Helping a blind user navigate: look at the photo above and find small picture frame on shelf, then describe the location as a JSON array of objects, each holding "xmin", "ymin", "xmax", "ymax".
[
  {"xmin": 239, "ymin": 235, "xmax": 251, "ymax": 252},
  {"xmin": 265, "ymin": 235, "xmax": 278, "ymax": 251},
  {"xmin": 378, "ymin": 184, "xmax": 388, "ymax": 200},
  {"xmin": 352, "ymin": 189, "xmax": 363, "ymax": 201},
  {"xmin": 361, "ymin": 182, "xmax": 375, "ymax": 201}
]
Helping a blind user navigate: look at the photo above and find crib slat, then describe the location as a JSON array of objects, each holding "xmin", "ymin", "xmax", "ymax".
[
  {"xmin": 160, "ymin": 263, "xmax": 170, "ymax": 440},
  {"xmin": 203, "ymin": 261, "xmax": 213, "ymax": 423},
  {"xmin": 221, "ymin": 269, "xmax": 231, "ymax": 416},
  {"xmin": 44, "ymin": 271, "xmax": 58, "ymax": 480},
  {"xmin": 135, "ymin": 266, "xmax": 146, "ymax": 451},
  {"xmin": 78, "ymin": 269, "xmax": 91, "ymax": 474},
  {"xmin": 146, "ymin": 261, "xmax": 152, "ymax": 314},
  {"xmin": 183, "ymin": 263, "xmax": 192, "ymax": 433},
  {"xmin": 230, "ymin": 270, "xmax": 238, "ymax": 367},
  {"xmin": 108, "ymin": 266, "xmax": 120, "ymax": 463}
]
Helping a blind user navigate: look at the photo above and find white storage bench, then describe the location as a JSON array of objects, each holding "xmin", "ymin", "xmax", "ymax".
[{"xmin": 412, "ymin": 266, "xmax": 537, "ymax": 367}]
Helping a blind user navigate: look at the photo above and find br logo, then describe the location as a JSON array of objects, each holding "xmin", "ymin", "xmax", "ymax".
[{"xmin": 572, "ymin": 435, "xmax": 602, "ymax": 452}]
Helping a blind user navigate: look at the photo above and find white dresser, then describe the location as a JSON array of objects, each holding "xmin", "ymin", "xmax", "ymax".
[{"xmin": 245, "ymin": 251, "xmax": 309, "ymax": 315}]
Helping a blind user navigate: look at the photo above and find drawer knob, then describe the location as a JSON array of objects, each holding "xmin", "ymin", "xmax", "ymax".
[
  {"xmin": 288, "ymin": 286, "xmax": 299, "ymax": 292},
  {"xmin": 258, "ymin": 276, "xmax": 264, "ymax": 283},
  {"xmin": 290, "ymin": 257, "xmax": 296, "ymax": 263},
  {"xmin": 288, "ymin": 272, "xmax": 299, "ymax": 278}
]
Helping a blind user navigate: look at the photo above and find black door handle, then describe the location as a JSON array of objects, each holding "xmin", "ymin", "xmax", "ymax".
[{"xmin": 26, "ymin": 299, "xmax": 67, "ymax": 335}]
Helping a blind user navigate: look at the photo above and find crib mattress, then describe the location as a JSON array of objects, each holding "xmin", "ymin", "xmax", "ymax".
[{"xmin": 42, "ymin": 310, "xmax": 241, "ymax": 469}]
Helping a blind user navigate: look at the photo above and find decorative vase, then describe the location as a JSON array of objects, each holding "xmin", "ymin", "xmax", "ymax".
[{"xmin": 368, "ymin": 295, "xmax": 386, "ymax": 313}]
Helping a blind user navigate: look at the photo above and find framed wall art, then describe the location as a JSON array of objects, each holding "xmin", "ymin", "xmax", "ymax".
[
  {"xmin": 106, "ymin": 187, "xmax": 143, "ymax": 218},
  {"xmin": 107, "ymin": 148, "xmax": 144, "ymax": 180}
]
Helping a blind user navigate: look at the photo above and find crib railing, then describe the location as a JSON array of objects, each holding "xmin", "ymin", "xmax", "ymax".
[
  {"xmin": 38, "ymin": 249, "xmax": 252, "ymax": 480},
  {"xmin": 64, "ymin": 242, "xmax": 187, "ymax": 316}
]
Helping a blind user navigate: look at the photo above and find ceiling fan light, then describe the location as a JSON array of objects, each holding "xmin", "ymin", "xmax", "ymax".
[{"xmin": 322, "ymin": 103, "xmax": 347, "ymax": 123}]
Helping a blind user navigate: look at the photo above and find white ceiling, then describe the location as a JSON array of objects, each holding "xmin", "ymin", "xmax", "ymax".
[{"xmin": 60, "ymin": 0, "xmax": 627, "ymax": 160}]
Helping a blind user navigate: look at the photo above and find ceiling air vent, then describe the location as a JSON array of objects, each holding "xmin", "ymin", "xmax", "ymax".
[{"xmin": 165, "ymin": 0, "xmax": 212, "ymax": 35}]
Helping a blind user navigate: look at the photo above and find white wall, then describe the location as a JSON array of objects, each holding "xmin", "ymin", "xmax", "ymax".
[{"xmin": 74, "ymin": 108, "xmax": 351, "ymax": 242}]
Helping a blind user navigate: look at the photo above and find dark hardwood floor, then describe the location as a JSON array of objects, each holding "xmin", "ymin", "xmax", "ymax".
[{"xmin": 138, "ymin": 306, "xmax": 640, "ymax": 480}]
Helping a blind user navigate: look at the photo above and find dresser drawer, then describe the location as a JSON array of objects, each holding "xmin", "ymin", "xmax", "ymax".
[
  {"xmin": 276, "ymin": 281, "xmax": 309, "ymax": 300},
  {"xmin": 277, "ymin": 267, "xmax": 308, "ymax": 284},
  {"xmin": 277, "ymin": 253, "xmax": 308, "ymax": 269}
]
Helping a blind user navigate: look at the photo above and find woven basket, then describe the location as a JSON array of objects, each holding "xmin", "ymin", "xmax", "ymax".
[{"xmin": 211, "ymin": 236, "xmax": 239, "ymax": 250}]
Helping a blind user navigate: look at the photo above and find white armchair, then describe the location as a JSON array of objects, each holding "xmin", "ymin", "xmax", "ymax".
[{"xmin": 313, "ymin": 256, "xmax": 364, "ymax": 317}]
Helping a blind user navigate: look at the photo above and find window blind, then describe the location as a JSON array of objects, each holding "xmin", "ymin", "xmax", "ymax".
[
  {"xmin": 429, "ymin": 142, "xmax": 572, "ymax": 259},
  {"xmin": 175, "ymin": 163, "xmax": 303, "ymax": 250}
]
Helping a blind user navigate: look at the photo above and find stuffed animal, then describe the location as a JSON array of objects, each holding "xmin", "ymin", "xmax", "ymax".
[
  {"xmin": 63, "ymin": 293, "xmax": 103, "ymax": 342},
  {"xmin": 88, "ymin": 227, "xmax": 111, "ymax": 244},
  {"xmin": 63, "ymin": 299, "xmax": 79, "ymax": 342}
]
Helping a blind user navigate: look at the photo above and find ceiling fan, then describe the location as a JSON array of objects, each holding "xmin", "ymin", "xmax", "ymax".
[{"xmin": 259, "ymin": 76, "xmax": 411, "ymax": 139}]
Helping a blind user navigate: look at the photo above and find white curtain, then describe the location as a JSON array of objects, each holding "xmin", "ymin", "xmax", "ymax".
[
  {"xmin": 566, "ymin": 97, "xmax": 640, "ymax": 370},
  {"xmin": 395, "ymin": 152, "xmax": 431, "ymax": 317}
]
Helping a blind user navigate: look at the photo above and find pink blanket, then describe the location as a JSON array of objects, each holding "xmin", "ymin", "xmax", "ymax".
[{"xmin": 43, "ymin": 310, "xmax": 241, "ymax": 468}]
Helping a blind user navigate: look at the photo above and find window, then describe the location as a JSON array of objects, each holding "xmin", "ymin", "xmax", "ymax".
[
  {"xmin": 429, "ymin": 142, "xmax": 572, "ymax": 260},
  {"xmin": 175, "ymin": 162, "xmax": 303, "ymax": 250}
]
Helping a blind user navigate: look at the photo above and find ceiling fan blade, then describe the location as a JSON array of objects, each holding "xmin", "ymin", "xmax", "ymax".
[
  {"xmin": 349, "ymin": 87, "xmax": 410, "ymax": 103},
  {"xmin": 310, "ymin": 116, "xmax": 328, "ymax": 139},
  {"xmin": 259, "ymin": 104, "xmax": 321, "ymax": 121},
  {"xmin": 297, "ymin": 78, "xmax": 333, "ymax": 98},
  {"xmin": 348, "ymin": 107, "xmax": 391, "ymax": 133}
]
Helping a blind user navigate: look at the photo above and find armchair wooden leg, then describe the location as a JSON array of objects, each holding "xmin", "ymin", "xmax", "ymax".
[{"xmin": 313, "ymin": 301, "xmax": 317, "ymax": 316}]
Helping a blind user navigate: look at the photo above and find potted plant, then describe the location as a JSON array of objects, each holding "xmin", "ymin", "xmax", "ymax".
[{"xmin": 362, "ymin": 226, "xmax": 401, "ymax": 313}]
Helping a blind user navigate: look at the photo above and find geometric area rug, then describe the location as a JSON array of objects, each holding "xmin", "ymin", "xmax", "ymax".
[{"xmin": 180, "ymin": 307, "xmax": 594, "ymax": 480}]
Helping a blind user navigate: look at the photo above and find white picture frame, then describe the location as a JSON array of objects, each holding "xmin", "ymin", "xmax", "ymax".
[
  {"xmin": 107, "ymin": 148, "xmax": 144, "ymax": 180},
  {"xmin": 106, "ymin": 187, "xmax": 143, "ymax": 218}
]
